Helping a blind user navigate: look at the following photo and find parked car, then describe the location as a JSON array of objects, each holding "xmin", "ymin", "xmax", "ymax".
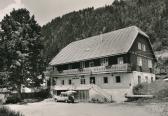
[{"xmin": 54, "ymin": 90, "xmax": 76, "ymax": 103}]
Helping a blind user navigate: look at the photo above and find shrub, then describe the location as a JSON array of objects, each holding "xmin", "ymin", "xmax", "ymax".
[
  {"xmin": 155, "ymin": 89, "xmax": 168, "ymax": 100},
  {"xmin": 133, "ymin": 83, "xmax": 149, "ymax": 95},
  {"xmin": 0, "ymin": 106, "xmax": 23, "ymax": 116},
  {"xmin": 21, "ymin": 89, "xmax": 50, "ymax": 99},
  {"xmin": 6, "ymin": 95, "xmax": 21, "ymax": 104},
  {"xmin": 133, "ymin": 80, "xmax": 168, "ymax": 101}
]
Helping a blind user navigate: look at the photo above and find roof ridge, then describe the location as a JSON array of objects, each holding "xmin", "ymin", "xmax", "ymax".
[{"xmin": 71, "ymin": 25, "xmax": 139, "ymax": 44}]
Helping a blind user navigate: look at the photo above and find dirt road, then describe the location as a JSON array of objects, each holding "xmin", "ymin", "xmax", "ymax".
[{"xmin": 6, "ymin": 101, "xmax": 162, "ymax": 116}]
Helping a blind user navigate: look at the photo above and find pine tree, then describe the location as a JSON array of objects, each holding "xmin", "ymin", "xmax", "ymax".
[{"xmin": 0, "ymin": 9, "xmax": 44, "ymax": 99}]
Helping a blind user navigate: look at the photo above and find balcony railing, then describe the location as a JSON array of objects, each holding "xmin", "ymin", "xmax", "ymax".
[{"xmin": 51, "ymin": 63, "xmax": 131, "ymax": 76}]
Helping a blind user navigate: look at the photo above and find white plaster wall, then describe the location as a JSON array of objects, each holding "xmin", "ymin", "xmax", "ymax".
[
  {"xmin": 88, "ymin": 73, "xmax": 133, "ymax": 89},
  {"xmin": 56, "ymin": 73, "xmax": 134, "ymax": 89},
  {"xmin": 56, "ymin": 76, "xmax": 80, "ymax": 86},
  {"xmin": 54, "ymin": 72, "xmax": 155, "ymax": 102},
  {"xmin": 132, "ymin": 71, "xmax": 156, "ymax": 86}
]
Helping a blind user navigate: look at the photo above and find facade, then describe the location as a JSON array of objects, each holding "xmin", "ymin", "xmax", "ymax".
[{"xmin": 49, "ymin": 26, "xmax": 157, "ymax": 102}]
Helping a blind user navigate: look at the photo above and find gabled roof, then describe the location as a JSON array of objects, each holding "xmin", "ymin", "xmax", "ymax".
[{"xmin": 50, "ymin": 26, "xmax": 150, "ymax": 66}]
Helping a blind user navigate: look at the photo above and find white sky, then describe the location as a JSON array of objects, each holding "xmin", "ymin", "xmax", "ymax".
[{"xmin": 0, "ymin": 0, "xmax": 114, "ymax": 25}]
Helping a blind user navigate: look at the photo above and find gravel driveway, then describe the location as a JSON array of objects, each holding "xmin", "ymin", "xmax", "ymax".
[{"xmin": 6, "ymin": 100, "xmax": 162, "ymax": 116}]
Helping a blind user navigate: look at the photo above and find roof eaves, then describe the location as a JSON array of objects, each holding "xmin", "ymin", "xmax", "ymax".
[{"xmin": 50, "ymin": 52, "xmax": 128, "ymax": 66}]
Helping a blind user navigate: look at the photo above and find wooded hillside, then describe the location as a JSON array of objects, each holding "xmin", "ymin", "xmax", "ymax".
[{"xmin": 42, "ymin": 0, "xmax": 168, "ymax": 64}]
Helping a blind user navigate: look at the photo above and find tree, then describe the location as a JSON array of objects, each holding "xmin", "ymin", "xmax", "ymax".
[{"xmin": 0, "ymin": 9, "xmax": 44, "ymax": 99}]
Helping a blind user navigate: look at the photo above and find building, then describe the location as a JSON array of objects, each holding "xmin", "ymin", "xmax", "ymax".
[{"xmin": 49, "ymin": 26, "xmax": 157, "ymax": 102}]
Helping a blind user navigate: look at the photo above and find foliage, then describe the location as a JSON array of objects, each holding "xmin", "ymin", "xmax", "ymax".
[
  {"xmin": 21, "ymin": 89, "xmax": 50, "ymax": 99},
  {"xmin": 133, "ymin": 80, "xmax": 168, "ymax": 100},
  {"xmin": 42, "ymin": 0, "xmax": 168, "ymax": 63},
  {"xmin": 0, "ymin": 106, "xmax": 23, "ymax": 116},
  {"xmin": 0, "ymin": 9, "xmax": 44, "ymax": 99},
  {"xmin": 6, "ymin": 95, "xmax": 21, "ymax": 104},
  {"xmin": 133, "ymin": 83, "xmax": 149, "ymax": 95}
]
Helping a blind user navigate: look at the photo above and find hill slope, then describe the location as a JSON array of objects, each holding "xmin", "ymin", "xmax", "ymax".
[{"xmin": 42, "ymin": 0, "xmax": 168, "ymax": 63}]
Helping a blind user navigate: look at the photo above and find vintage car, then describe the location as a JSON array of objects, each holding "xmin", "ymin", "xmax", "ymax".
[{"xmin": 54, "ymin": 90, "xmax": 76, "ymax": 103}]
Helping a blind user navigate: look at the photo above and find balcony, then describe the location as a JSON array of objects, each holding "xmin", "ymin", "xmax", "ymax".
[{"xmin": 51, "ymin": 63, "xmax": 132, "ymax": 76}]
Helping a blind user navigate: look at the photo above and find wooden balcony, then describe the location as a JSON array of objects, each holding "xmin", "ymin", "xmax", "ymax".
[{"xmin": 51, "ymin": 63, "xmax": 132, "ymax": 76}]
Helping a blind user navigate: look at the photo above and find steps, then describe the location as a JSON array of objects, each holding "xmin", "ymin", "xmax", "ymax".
[{"xmin": 89, "ymin": 84, "xmax": 112, "ymax": 102}]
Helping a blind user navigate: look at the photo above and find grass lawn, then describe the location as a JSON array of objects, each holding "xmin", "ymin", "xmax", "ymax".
[{"xmin": 5, "ymin": 99, "xmax": 164, "ymax": 116}]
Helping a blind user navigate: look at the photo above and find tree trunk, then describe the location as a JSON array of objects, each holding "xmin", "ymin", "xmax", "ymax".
[{"xmin": 17, "ymin": 84, "xmax": 22, "ymax": 101}]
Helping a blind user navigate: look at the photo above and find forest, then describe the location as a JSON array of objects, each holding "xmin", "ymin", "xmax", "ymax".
[{"xmin": 41, "ymin": 0, "xmax": 168, "ymax": 64}]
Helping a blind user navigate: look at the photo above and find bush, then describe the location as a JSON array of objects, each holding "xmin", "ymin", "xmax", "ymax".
[
  {"xmin": 133, "ymin": 80, "xmax": 168, "ymax": 101},
  {"xmin": 0, "ymin": 106, "xmax": 23, "ymax": 116},
  {"xmin": 133, "ymin": 83, "xmax": 149, "ymax": 95},
  {"xmin": 6, "ymin": 95, "xmax": 21, "ymax": 104},
  {"xmin": 155, "ymin": 89, "xmax": 168, "ymax": 100},
  {"xmin": 22, "ymin": 89, "xmax": 50, "ymax": 99}
]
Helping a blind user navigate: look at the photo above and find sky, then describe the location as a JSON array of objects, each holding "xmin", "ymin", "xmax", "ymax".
[{"xmin": 0, "ymin": 0, "xmax": 114, "ymax": 26}]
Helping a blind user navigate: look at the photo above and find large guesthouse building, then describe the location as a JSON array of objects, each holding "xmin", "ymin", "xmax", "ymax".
[{"xmin": 49, "ymin": 26, "xmax": 157, "ymax": 102}]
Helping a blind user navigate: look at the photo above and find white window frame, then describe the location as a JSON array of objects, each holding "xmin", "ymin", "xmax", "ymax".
[
  {"xmin": 103, "ymin": 77, "xmax": 108, "ymax": 84},
  {"xmin": 148, "ymin": 59, "xmax": 152, "ymax": 68},
  {"xmin": 89, "ymin": 61, "xmax": 94, "ymax": 67},
  {"xmin": 138, "ymin": 76, "xmax": 141, "ymax": 84},
  {"xmin": 117, "ymin": 57, "xmax": 124, "ymax": 64},
  {"xmin": 68, "ymin": 64, "xmax": 72, "ymax": 69},
  {"xmin": 68, "ymin": 79, "xmax": 72, "ymax": 85},
  {"xmin": 101, "ymin": 58, "xmax": 108, "ymax": 66},
  {"xmin": 61, "ymin": 80, "xmax": 64, "ymax": 85},
  {"xmin": 145, "ymin": 76, "xmax": 148, "ymax": 83},
  {"xmin": 142, "ymin": 44, "xmax": 146, "ymax": 51},
  {"xmin": 138, "ymin": 42, "xmax": 142, "ymax": 50},
  {"xmin": 137, "ymin": 57, "xmax": 142, "ymax": 66},
  {"xmin": 116, "ymin": 76, "xmax": 121, "ymax": 83},
  {"xmin": 80, "ymin": 62, "xmax": 85, "ymax": 68},
  {"xmin": 80, "ymin": 76, "xmax": 85, "ymax": 84}
]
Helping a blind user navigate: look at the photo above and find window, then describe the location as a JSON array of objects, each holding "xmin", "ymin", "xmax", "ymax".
[
  {"xmin": 90, "ymin": 77, "xmax": 95, "ymax": 84},
  {"xmin": 89, "ymin": 61, "xmax": 94, "ymax": 67},
  {"xmin": 138, "ymin": 76, "xmax": 141, "ymax": 84},
  {"xmin": 61, "ymin": 80, "xmax": 64, "ymax": 85},
  {"xmin": 115, "ymin": 76, "xmax": 121, "ymax": 83},
  {"xmin": 145, "ymin": 76, "xmax": 148, "ymax": 83},
  {"xmin": 80, "ymin": 62, "xmax": 85, "ymax": 68},
  {"xmin": 68, "ymin": 64, "xmax": 72, "ymax": 69},
  {"xmin": 53, "ymin": 78, "xmax": 57, "ymax": 85},
  {"xmin": 137, "ymin": 57, "xmax": 142, "ymax": 66},
  {"xmin": 80, "ymin": 76, "xmax": 85, "ymax": 84},
  {"xmin": 101, "ymin": 58, "xmax": 108, "ymax": 66},
  {"xmin": 117, "ymin": 57, "xmax": 124, "ymax": 64},
  {"xmin": 138, "ymin": 42, "xmax": 142, "ymax": 50},
  {"xmin": 68, "ymin": 80, "xmax": 72, "ymax": 85},
  {"xmin": 142, "ymin": 44, "xmax": 146, "ymax": 51},
  {"xmin": 103, "ymin": 77, "xmax": 108, "ymax": 84},
  {"xmin": 151, "ymin": 77, "xmax": 154, "ymax": 82},
  {"xmin": 148, "ymin": 60, "xmax": 152, "ymax": 68}
]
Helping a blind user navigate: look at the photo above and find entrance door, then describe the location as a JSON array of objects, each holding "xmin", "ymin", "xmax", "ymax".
[
  {"xmin": 90, "ymin": 77, "xmax": 95, "ymax": 84},
  {"xmin": 78, "ymin": 90, "xmax": 89, "ymax": 102}
]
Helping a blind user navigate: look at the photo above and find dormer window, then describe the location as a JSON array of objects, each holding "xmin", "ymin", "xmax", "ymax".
[
  {"xmin": 138, "ymin": 42, "xmax": 142, "ymax": 50},
  {"xmin": 117, "ymin": 57, "xmax": 124, "ymax": 64},
  {"xmin": 101, "ymin": 58, "xmax": 108, "ymax": 66},
  {"xmin": 89, "ymin": 61, "xmax": 94, "ymax": 67}
]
